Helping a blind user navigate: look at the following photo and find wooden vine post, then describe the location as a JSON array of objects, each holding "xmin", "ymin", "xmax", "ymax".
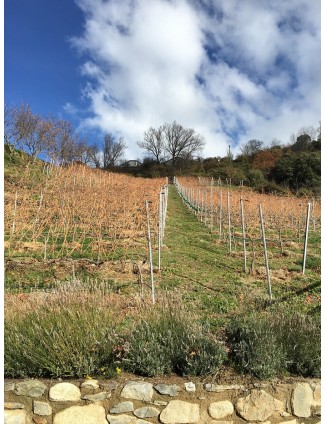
[
  {"xmin": 145, "ymin": 199, "xmax": 155, "ymax": 304},
  {"xmin": 11, "ymin": 191, "xmax": 18, "ymax": 236},
  {"xmin": 302, "ymin": 202, "xmax": 311, "ymax": 274},
  {"xmin": 210, "ymin": 178, "xmax": 214, "ymax": 232},
  {"xmin": 227, "ymin": 191, "xmax": 231, "ymax": 253},
  {"xmin": 240, "ymin": 196, "xmax": 247, "ymax": 273},
  {"xmin": 158, "ymin": 191, "xmax": 162, "ymax": 271},
  {"xmin": 259, "ymin": 204, "xmax": 272, "ymax": 302},
  {"xmin": 219, "ymin": 190, "xmax": 222, "ymax": 239}
]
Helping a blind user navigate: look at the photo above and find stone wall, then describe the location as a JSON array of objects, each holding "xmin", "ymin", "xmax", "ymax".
[{"xmin": 4, "ymin": 378, "xmax": 321, "ymax": 424}]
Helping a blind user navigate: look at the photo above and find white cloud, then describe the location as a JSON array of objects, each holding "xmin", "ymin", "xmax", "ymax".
[
  {"xmin": 71, "ymin": 0, "xmax": 320, "ymax": 159},
  {"xmin": 63, "ymin": 102, "xmax": 78, "ymax": 115}
]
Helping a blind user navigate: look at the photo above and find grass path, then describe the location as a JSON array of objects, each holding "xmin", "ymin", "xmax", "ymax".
[{"xmin": 157, "ymin": 185, "xmax": 248, "ymax": 324}]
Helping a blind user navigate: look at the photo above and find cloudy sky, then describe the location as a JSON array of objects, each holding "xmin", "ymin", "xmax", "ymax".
[{"xmin": 5, "ymin": 0, "xmax": 321, "ymax": 159}]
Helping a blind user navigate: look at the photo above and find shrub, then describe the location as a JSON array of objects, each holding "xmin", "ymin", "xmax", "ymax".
[
  {"xmin": 226, "ymin": 314, "xmax": 285, "ymax": 379},
  {"xmin": 279, "ymin": 312, "xmax": 321, "ymax": 377},
  {"xmin": 122, "ymin": 305, "xmax": 226, "ymax": 377},
  {"xmin": 226, "ymin": 308, "xmax": 320, "ymax": 379},
  {"xmin": 4, "ymin": 304, "xmax": 120, "ymax": 378},
  {"xmin": 247, "ymin": 169, "xmax": 266, "ymax": 189}
]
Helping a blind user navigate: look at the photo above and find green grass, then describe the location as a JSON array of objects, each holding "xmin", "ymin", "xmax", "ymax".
[{"xmin": 157, "ymin": 186, "xmax": 320, "ymax": 325}]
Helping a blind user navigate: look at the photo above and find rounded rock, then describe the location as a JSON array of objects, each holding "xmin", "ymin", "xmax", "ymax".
[
  {"xmin": 208, "ymin": 401, "xmax": 234, "ymax": 419},
  {"xmin": 291, "ymin": 383, "xmax": 313, "ymax": 418},
  {"xmin": 120, "ymin": 382, "xmax": 153, "ymax": 402},
  {"xmin": 49, "ymin": 382, "xmax": 81, "ymax": 402},
  {"xmin": 160, "ymin": 400, "xmax": 200, "ymax": 423},
  {"xmin": 53, "ymin": 404, "xmax": 107, "ymax": 424},
  {"xmin": 134, "ymin": 406, "xmax": 160, "ymax": 418},
  {"xmin": 33, "ymin": 401, "xmax": 52, "ymax": 416},
  {"xmin": 15, "ymin": 380, "xmax": 47, "ymax": 398}
]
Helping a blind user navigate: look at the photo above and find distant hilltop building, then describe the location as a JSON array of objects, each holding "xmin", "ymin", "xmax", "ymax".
[{"xmin": 121, "ymin": 160, "xmax": 142, "ymax": 167}]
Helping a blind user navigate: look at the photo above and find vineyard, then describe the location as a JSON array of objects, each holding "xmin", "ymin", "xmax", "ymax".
[
  {"xmin": 4, "ymin": 155, "xmax": 321, "ymax": 380},
  {"xmin": 4, "ymin": 163, "xmax": 167, "ymax": 258},
  {"xmin": 175, "ymin": 176, "xmax": 321, "ymax": 287},
  {"xmin": 4, "ymin": 159, "xmax": 169, "ymax": 297},
  {"xmin": 4, "ymin": 161, "xmax": 321, "ymax": 301},
  {"xmin": 175, "ymin": 176, "xmax": 321, "ymax": 240}
]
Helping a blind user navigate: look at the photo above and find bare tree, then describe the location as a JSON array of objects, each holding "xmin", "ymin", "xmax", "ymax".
[
  {"xmin": 103, "ymin": 133, "xmax": 126, "ymax": 168},
  {"xmin": 20, "ymin": 115, "xmax": 55, "ymax": 161},
  {"xmin": 269, "ymin": 138, "xmax": 283, "ymax": 148},
  {"xmin": 297, "ymin": 126, "xmax": 317, "ymax": 140},
  {"xmin": 5, "ymin": 103, "xmax": 55, "ymax": 161},
  {"xmin": 289, "ymin": 126, "xmax": 318, "ymax": 146},
  {"xmin": 73, "ymin": 137, "xmax": 89, "ymax": 163},
  {"xmin": 137, "ymin": 126, "xmax": 165, "ymax": 163},
  {"xmin": 85, "ymin": 143, "xmax": 102, "ymax": 168},
  {"xmin": 4, "ymin": 103, "xmax": 38, "ymax": 153},
  {"xmin": 163, "ymin": 121, "xmax": 205, "ymax": 165},
  {"xmin": 47, "ymin": 119, "xmax": 79, "ymax": 164},
  {"xmin": 240, "ymin": 139, "xmax": 263, "ymax": 157}
]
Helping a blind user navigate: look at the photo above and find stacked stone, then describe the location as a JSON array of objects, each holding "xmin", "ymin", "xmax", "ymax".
[{"xmin": 4, "ymin": 378, "xmax": 321, "ymax": 424}]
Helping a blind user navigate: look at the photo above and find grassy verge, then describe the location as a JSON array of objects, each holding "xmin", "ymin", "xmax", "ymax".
[{"xmin": 4, "ymin": 283, "xmax": 320, "ymax": 379}]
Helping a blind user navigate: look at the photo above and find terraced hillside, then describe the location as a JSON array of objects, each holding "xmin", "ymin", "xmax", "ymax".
[{"xmin": 4, "ymin": 149, "xmax": 321, "ymax": 380}]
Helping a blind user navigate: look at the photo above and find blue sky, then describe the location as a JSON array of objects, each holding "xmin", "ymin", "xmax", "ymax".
[{"xmin": 4, "ymin": 0, "xmax": 321, "ymax": 159}]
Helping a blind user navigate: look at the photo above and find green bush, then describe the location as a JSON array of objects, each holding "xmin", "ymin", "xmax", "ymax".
[
  {"xmin": 280, "ymin": 312, "xmax": 321, "ymax": 377},
  {"xmin": 226, "ymin": 308, "xmax": 320, "ymax": 379},
  {"xmin": 247, "ymin": 169, "xmax": 266, "ymax": 189},
  {"xmin": 4, "ymin": 305, "xmax": 119, "ymax": 378},
  {"xmin": 122, "ymin": 306, "xmax": 226, "ymax": 377},
  {"xmin": 225, "ymin": 314, "xmax": 285, "ymax": 379}
]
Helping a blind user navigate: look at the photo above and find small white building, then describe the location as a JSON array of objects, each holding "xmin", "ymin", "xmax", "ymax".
[{"xmin": 121, "ymin": 160, "xmax": 142, "ymax": 167}]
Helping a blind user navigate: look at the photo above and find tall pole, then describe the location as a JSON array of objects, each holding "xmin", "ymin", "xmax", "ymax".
[
  {"xmin": 302, "ymin": 203, "xmax": 311, "ymax": 274},
  {"xmin": 219, "ymin": 190, "xmax": 222, "ymax": 239},
  {"xmin": 158, "ymin": 191, "xmax": 162, "ymax": 271},
  {"xmin": 210, "ymin": 179, "xmax": 214, "ymax": 233},
  {"xmin": 145, "ymin": 200, "xmax": 155, "ymax": 304},
  {"xmin": 227, "ymin": 192, "xmax": 231, "ymax": 253},
  {"xmin": 240, "ymin": 196, "xmax": 247, "ymax": 273},
  {"xmin": 259, "ymin": 204, "xmax": 272, "ymax": 301}
]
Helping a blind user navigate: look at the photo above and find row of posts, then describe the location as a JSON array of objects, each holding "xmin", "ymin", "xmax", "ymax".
[
  {"xmin": 145, "ymin": 178, "xmax": 169, "ymax": 304},
  {"xmin": 175, "ymin": 177, "xmax": 312, "ymax": 303}
]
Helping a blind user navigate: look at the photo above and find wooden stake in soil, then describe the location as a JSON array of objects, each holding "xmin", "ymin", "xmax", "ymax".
[
  {"xmin": 219, "ymin": 190, "xmax": 222, "ymax": 239},
  {"xmin": 311, "ymin": 198, "xmax": 316, "ymax": 231},
  {"xmin": 11, "ymin": 191, "xmax": 18, "ymax": 236},
  {"xmin": 240, "ymin": 196, "xmax": 247, "ymax": 273},
  {"xmin": 158, "ymin": 191, "xmax": 163, "ymax": 271},
  {"xmin": 227, "ymin": 191, "xmax": 231, "ymax": 253},
  {"xmin": 259, "ymin": 204, "xmax": 272, "ymax": 301},
  {"xmin": 302, "ymin": 202, "xmax": 311, "ymax": 274},
  {"xmin": 204, "ymin": 190, "xmax": 208, "ymax": 226},
  {"xmin": 210, "ymin": 181, "xmax": 214, "ymax": 233},
  {"xmin": 145, "ymin": 200, "xmax": 155, "ymax": 304}
]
